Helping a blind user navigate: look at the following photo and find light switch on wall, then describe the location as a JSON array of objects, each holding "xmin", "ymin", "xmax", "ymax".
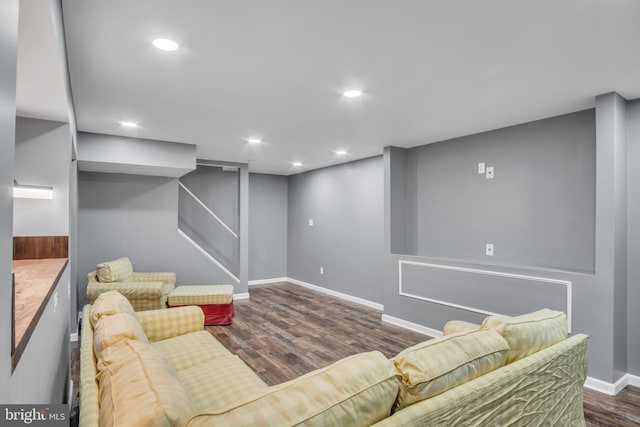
[
  {"xmin": 320, "ymin": 267, "xmax": 324, "ymax": 274},
  {"xmin": 308, "ymin": 219, "xmax": 314, "ymax": 227},
  {"xmin": 478, "ymin": 162, "xmax": 485, "ymax": 174}
]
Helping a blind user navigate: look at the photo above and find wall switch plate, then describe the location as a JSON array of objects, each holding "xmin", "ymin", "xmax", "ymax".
[
  {"xmin": 320, "ymin": 267, "xmax": 324, "ymax": 274},
  {"xmin": 308, "ymin": 219, "xmax": 314, "ymax": 227},
  {"xmin": 478, "ymin": 162, "xmax": 485, "ymax": 174},
  {"xmin": 486, "ymin": 166, "xmax": 494, "ymax": 179},
  {"xmin": 486, "ymin": 243, "xmax": 494, "ymax": 256}
]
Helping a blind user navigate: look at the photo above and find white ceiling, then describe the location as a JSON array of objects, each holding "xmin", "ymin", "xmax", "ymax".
[
  {"xmin": 16, "ymin": 0, "xmax": 68, "ymax": 123},
  {"xmin": 61, "ymin": 0, "xmax": 640, "ymax": 175}
]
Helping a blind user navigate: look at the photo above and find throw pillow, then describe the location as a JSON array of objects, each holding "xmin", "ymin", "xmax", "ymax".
[
  {"xmin": 93, "ymin": 312, "xmax": 148, "ymax": 359},
  {"xmin": 96, "ymin": 339, "xmax": 196, "ymax": 427},
  {"xmin": 96, "ymin": 257, "xmax": 134, "ymax": 283},
  {"xmin": 481, "ymin": 308, "xmax": 567, "ymax": 364},
  {"xmin": 89, "ymin": 290, "xmax": 135, "ymax": 328},
  {"xmin": 391, "ymin": 329, "xmax": 509, "ymax": 411}
]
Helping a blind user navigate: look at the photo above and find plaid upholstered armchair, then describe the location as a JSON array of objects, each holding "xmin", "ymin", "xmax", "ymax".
[{"xmin": 86, "ymin": 257, "xmax": 176, "ymax": 311}]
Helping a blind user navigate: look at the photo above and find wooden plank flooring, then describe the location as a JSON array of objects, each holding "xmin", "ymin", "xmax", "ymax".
[
  {"xmin": 71, "ymin": 281, "xmax": 640, "ymax": 426},
  {"xmin": 584, "ymin": 386, "xmax": 640, "ymax": 426},
  {"xmin": 207, "ymin": 282, "xmax": 428, "ymax": 385}
]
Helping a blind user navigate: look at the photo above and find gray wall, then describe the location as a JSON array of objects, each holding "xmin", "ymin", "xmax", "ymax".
[
  {"xmin": 383, "ymin": 97, "xmax": 632, "ymax": 383},
  {"xmin": 594, "ymin": 93, "xmax": 628, "ymax": 382},
  {"xmin": 0, "ymin": 0, "xmax": 69, "ymax": 404},
  {"xmin": 388, "ymin": 147, "xmax": 408, "ymax": 255},
  {"xmin": 249, "ymin": 174, "xmax": 288, "ymax": 280},
  {"xmin": 69, "ymin": 158, "xmax": 78, "ymax": 332},
  {"xmin": 0, "ymin": 0, "xmax": 19, "ymax": 402},
  {"xmin": 9, "ymin": 267, "xmax": 70, "ymax": 403},
  {"xmin": 405, "ymin": 110, "xmax": 596, "ymax": 272},
  {"xmin": 77, "ymin": 172, "xmax": 242, "ymax": 308},
  {"xmin": 288, "ymin": 157, "xmax": 384, "ymax": 304},
  {"xmin": 14, "ymin": 117, "xmax": 70, "ymax": 236},
  {"xmin": 626, "ymin": 99, "xmax": 640, "ymax": 376}
]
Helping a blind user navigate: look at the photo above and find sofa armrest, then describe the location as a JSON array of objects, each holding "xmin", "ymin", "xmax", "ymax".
[
  {"xmin": 135, "ymin": 306, "xmax": 204, "ymax": 342},
  {"xmin": 443, "ymin": 320, "xmax": 481, "ymax": 335},
  {"xmin": 86, "ymin": 281, "xmax": 167, "ymax": 303},
  {"xmin": 133, "ymin": 271, "xmax": 177, "ymax": 285},
  {"xmin": 374, "ymin": 334, "xmax": 589, "ymax": 427},
  {"xmin": 79, "ymin": 305, "xmax": 99, "ymax": 427}
]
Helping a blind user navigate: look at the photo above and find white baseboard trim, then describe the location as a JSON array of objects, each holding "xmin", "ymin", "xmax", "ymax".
[
  {"xmin": 381, "ymin": 314, "xmax": 442, "ymax": 338},
  {"xmin": 287, "ymin": 277, "xmax": 384, "ymax": 311},
  {"xmin": 584, "ymin": 373, "xmax": 640, "ymax": 395},
  {"xmin": 628, "ymin": 374, "xmax": 640, "ymax": 388},
  {"xmin": 70, "ymin": 333, "xmax": 78, "ymax": 342},
  {"xmin": 248, "ymin": 277, "xmax": 288, "ymax": 286},
  {"xmin": 234, "ymin": 292, "xmax": 250, "ymax": 300}
]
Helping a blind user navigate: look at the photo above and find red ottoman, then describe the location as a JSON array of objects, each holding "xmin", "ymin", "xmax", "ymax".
[{"xmin": 168, "ymin": 285, "xmax": 235, "ymax": 325}]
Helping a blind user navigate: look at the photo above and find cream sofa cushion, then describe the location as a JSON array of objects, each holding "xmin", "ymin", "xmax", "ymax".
[
  {"xmin": 178, "ymin": 355, "xmax": 268, "ymax": 412},
  {"xmin": 93, "ymin": 312, "xmax": 148, "ymax": 359},
  {"xmin": 97, "ymin": 339, "xmax": 197, "ymax": 427},
  {"xmin": 391, "ymin": 329, "xmax": 509, "ymax": 411},
  {"xmin": 187, "ymin": 351, "xmax": 401, "ymax": 427},
  {"xmin": 151, "ymin": 330, "xmax": 233, "ymax": 371},
  {"xmin": 89, "ymin": 290, "xmax": 135, "ymax": 327},
  {"xmin": 96, "ymin": 257, "xmax": 134, "ymax": 283},
  {"xmin": 442, "ymin": 320, "xmax": 481, "ymax": 335},
  {"xmin": 481, "ymin": 309, "xmax": 567, "ymax": 364}
]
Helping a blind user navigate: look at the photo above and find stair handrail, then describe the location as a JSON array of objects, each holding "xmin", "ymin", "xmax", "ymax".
[
  {"xmin": 177, "ymin": 229, "xmax": 240, "ymax": 283},
  {"xmin": 178, "ymin": 180, "xmax": 239, "ymax": 239}
]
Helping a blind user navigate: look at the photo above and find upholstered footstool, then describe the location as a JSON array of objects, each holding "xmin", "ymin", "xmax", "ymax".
[{"xmin": 167, "ymin": 285, "xmax": 235, "ymax": 325}]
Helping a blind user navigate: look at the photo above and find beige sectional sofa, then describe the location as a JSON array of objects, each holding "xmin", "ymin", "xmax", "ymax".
[{"xmin": 80, "ymin": 292, "xmax": 589, "ymax": 427}]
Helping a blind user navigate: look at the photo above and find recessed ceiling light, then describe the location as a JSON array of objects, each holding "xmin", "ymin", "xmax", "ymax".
[
  {"xmin": 153, "ymin": 38, "xmax": 179, "ymax": 51},
  {"xmin": 119, "ymin": 121, "xmax": 139, "ymax": 128},
  {"xmin": 335, "ymin": 150, "xmax": 347, "ymax": 155},
  {"xmin": 248, "ymin": 138, "xmax": 262, "ymax": 144},
  {"xmin": 291, "ymin": 161, "xmax": 303, "ymax": 167},
  {"xmin": 343, "ymin": 89, "xmax": 362, "ymax": 98}
]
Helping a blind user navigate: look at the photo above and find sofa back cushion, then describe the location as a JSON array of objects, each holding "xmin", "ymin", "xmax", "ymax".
[
  {"xmin": 391, "ymin": 329, "xmax": 509, "ymax": 411},
  {"xmin": 89, "ymin": 290, "xmax": 135, "ymax": 327},
  {"xmin": 93, "ymin": 312, "xmax": 148, "ymax": 359},
  {"xmin": 96, "ymin": 257, "xmax": 134, "ymax": 283},
  {"xmin": 97, "ymin": 339, "xmax": 197, "ymax": 427},
  {"xmin": 187, "ymin": 351, "xmax": 401, "ymax": 427},
  {"xmin": 481, "ymin": 309, "xmax": 567, "ymax": 364}
]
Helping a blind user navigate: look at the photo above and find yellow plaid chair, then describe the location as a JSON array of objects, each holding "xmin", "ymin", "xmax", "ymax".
[{"xmin": 86, "ymin": 257, "xmax": 176, "ymax": 311}]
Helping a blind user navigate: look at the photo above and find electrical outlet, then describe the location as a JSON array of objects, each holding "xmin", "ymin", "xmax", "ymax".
[
  {"xmin": 308, "ymin": 219, "xmax": 314, "ymax": 227},
  {"xmin": 478, "ymin": 162, "xmax": 485, "ymax": 174},
  {"xmin": 320, "ymin": 267, "xmax": 324, "ymax": 275},
  {"xmin": 486, "ymin": 166, "xmax": 494, "ymax": 179},
  {"xmin": 486, "ymin": 243, "xmax": 494, "ymax": 256}
]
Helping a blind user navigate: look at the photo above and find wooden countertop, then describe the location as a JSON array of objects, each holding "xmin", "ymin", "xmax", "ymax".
[{"xmin": 12, "ymin": 258, "xmax": 68, "ymax": 367}]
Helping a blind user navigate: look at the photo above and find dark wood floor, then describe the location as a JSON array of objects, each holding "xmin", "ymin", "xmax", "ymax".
[
  {"xmin": 207, "ymin": 282, "xmax": 428, "ymax": 384},
  {"xmin": 72, "ymin": 282, "xmax": 640, "ymax": 426}
]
